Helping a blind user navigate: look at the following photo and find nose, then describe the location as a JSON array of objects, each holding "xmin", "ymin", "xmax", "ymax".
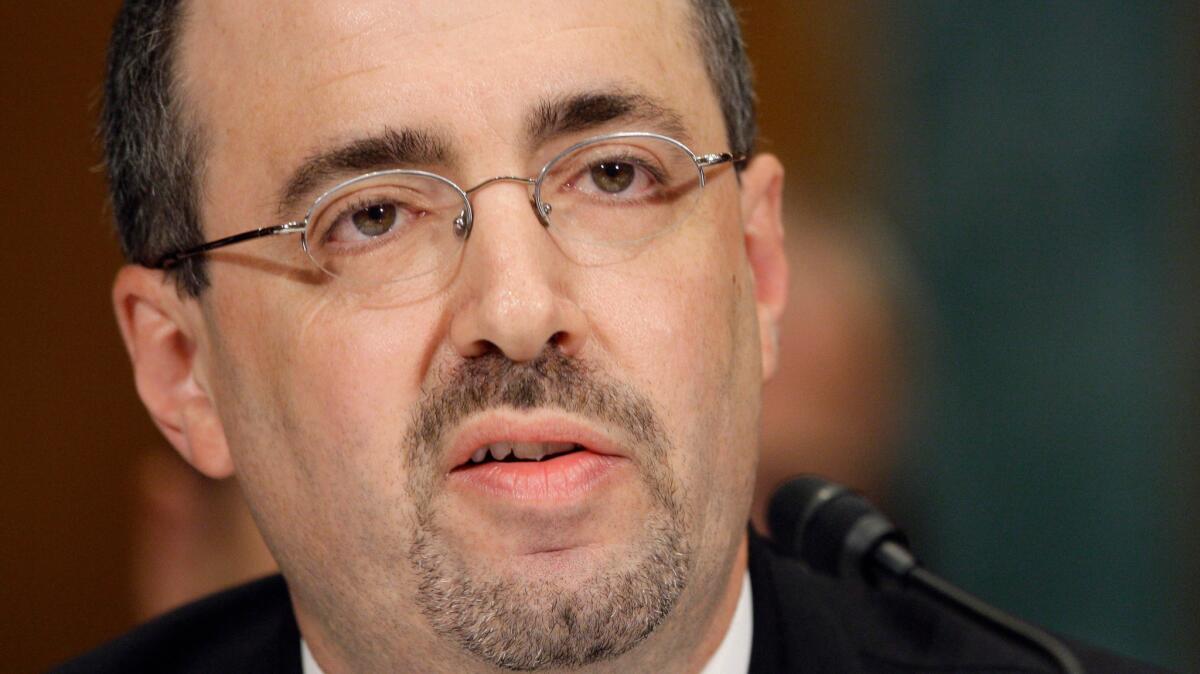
[{"xmin": 448, "ymin": 181, "xmax": 588, "ymax": 362}]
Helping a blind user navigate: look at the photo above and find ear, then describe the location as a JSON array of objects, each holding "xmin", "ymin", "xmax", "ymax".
[
  {"xmin": 738, "ymin": 154, "xmax": 788, "ymax": 381},
  {"xmin": 113, "ymin": 266, "xmax": 234, "ymax": 478}
]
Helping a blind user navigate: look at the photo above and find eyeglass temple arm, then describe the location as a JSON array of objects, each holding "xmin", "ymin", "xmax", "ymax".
[
  {"xmin": 150, "ymin": 222, "xmax": 306, "ymax": 269},
  {"xmin": 696, "ymin": 152, "xmax": 748, "ymax": 170}
]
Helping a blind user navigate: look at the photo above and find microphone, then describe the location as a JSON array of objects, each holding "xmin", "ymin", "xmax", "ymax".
[{"xmin": 768, "ymin": 476, "xmax": 1084, "ymax": 674}]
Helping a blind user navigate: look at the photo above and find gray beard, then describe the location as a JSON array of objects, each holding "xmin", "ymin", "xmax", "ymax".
[
  {"xmin": 403, "ymin": 350, "xmax": 692, "ymax": 670},
  {"xmin": 409, "ymin": 506, "xmax": 688, "ymax": 670}
]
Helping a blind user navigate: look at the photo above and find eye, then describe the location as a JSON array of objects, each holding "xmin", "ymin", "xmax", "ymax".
[
  {"xmin": 321, "ymin": 197, "xmax": 424, "ymax": 247},
  {"xmin": 567, "ymin": 153, "xmax": 665, "ymax": 202},
  {"xmin": 351, "ymin": 203, "xmax": 398, "ymax": 237},
  {"xmin": 304, "ymin": 172, "xmax": 469, "ymax": 282},
  {"xmin": 589, "ymin": 160, "xmax": 637, "ymax": 194}
]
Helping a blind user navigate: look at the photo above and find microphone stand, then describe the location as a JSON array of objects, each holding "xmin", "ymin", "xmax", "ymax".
[
  {"xmin": 873, "ymin": 540, "xmax": 1084, "ymax": 674},
  {"xmin": 771, "ymin": 476, "xmax": 1085, "ymax": 674}
]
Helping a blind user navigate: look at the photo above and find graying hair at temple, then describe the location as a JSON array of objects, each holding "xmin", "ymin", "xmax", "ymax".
[{"xmin": 100, "ymin": 0, "xmax": 759, "ymax": 297}]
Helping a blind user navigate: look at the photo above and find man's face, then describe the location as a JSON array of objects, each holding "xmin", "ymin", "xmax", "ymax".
[{"xmin": 168, "ymin": 0, "xmax": 781, "ymax": 670}]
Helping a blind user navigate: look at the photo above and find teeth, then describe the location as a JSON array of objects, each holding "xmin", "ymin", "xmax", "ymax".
[
  {"xmin": 488, "ymin": 443, "xmax": 513, "ymax": 461},
  {"xmin": 468, "ymin": 442, "xmax": 579, "ymax": 465},
  {"xmin": 507, "ymin": 442, "xmax": 576, "ymax": 461},
  {"xmin": 511, "ymin": 442, "xmax": 544, "ymax": 461}
]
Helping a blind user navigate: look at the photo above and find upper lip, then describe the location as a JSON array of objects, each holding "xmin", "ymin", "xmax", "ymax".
[{"xmin": 444, "ymin": 412, "xmax": 628, "ymax": 472}]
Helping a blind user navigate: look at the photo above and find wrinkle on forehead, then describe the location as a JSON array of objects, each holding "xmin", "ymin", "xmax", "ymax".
[
  {"xmin": 299, "ymin": 23, "xmax": 643, "ymax": 102},
  {"xmin": 189, "ymin": 0, "xmax": 684, "ymax": 87}
]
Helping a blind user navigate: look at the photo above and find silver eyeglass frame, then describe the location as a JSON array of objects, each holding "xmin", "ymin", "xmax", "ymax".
[{"xmin": 149, "ymin": 131, "xmax": 745, "ymax": 272}]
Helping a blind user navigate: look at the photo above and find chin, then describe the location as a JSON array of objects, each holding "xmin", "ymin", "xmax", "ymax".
[{"xmin": 408, "ymin": 507, "xmax": 692, "ymax": 670}]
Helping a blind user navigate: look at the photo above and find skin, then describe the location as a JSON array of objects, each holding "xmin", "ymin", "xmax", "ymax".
[{"xmin": 113, "ymin": 1, "xmax": 787, "ymax": 672}]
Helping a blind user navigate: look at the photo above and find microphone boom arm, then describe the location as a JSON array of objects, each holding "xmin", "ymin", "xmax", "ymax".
[{"xmin": 769, "ymin": 476, "xmax": 1084, "ymax": 674}]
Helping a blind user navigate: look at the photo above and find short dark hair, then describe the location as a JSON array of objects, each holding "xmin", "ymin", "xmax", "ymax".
[
  {"xmin": 102, "ymin": 0, "xmax": 206, "ymax": 294},
  {"xmin": 101, "ymin": 0, "xmax": 757, "ymax": 296},
  {"xmin": 690, "ymin": 0, "xmax": 758, "ymax": 162}
]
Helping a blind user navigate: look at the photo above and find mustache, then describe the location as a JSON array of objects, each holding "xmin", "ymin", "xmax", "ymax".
[{"xmin": 405, "ymin": 348, "xmax": 667, "ymax": 468}]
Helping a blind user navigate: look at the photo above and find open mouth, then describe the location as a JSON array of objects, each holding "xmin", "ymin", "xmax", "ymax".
[
  {"xmin": 444, "ymin": 421, "xmax": 627, "ymax": 500},
  {"xmin": 443, "ymin": 417, "xmax": 628, "ymax": 500},
  {"xmin": 454, "ymin": 442, "xmax": 586, "ymax": 470}
]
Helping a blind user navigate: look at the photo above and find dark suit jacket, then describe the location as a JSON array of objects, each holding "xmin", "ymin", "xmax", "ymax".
[{"xmin": 55, "ymin": 532, "xmax": 1165, "ymax": 673}]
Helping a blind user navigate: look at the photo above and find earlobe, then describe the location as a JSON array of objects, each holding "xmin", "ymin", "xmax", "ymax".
[
  {"xmin": 738, "ymin": 154, "xmax": 788, "ymax": 381},
  {"xmin": 113, "ymin": 266, "xmax": 235, "ymax": 479}
]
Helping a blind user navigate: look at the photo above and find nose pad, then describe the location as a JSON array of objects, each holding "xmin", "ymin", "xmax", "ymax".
[
  {"xmin": 532, "ymin": 198, "xmax": 552, "ymax": 228},
  {"xmin": 454, "ymin": 210, "xmax": 473, "ymax": 239}
]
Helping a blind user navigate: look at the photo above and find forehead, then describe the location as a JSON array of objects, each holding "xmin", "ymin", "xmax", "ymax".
[{"xmin": 178, "ymin": 0, "xmax": 721, "ymax": 218}]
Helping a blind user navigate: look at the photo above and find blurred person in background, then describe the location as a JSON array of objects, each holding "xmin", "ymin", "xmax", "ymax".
[
  {"xmin": 754, "ymin": 195, "xmax": 920, "ymax": 533},
  {"xmin": 132, "ymin": 449, "xmax": 276, "ymax": 620}
]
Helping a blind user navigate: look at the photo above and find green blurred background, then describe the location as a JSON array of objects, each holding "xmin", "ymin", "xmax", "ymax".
[{"xmin": 879, "ymin": 4, "xmax": 1198, "ymax": 669}]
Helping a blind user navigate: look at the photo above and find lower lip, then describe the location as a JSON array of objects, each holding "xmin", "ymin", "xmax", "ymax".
[{"xmin": 448, "ymin": 450, "xmax": 626, "ymax": 501}]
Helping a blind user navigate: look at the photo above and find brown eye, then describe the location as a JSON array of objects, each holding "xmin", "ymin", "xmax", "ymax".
[
  {"xmin": 590, "ymin": 161, "xmax": 635, "ymax": 193},
  {"xmin": 352, "ymin": 204, "xmax": 397, "ymax": 236}
]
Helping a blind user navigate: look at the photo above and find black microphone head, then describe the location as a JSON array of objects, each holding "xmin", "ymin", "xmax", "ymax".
[
  {"xmin": 767, "ymin": 475, "xmax": 846, "ymax": 555},
  {"xmin": 768, "ymin": 475, "xmax": 909, "ymax": 583}
]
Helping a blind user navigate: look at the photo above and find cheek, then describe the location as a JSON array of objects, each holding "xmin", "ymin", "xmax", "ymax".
[
  {"xmin": 581, "ymin": 210, "xmax": 761, "ymax": 510},
  {"xmin": 204, "ymin": 286, "xmax": 440, "ymax": 564},
  {"xmin": 586, "ymin": 255, "xmax": 731, "ymax": 407},
  {"xmin": 235, "ymin": 286, "xmax": 438, "ymax": 428},
  {"xmin": 288, "ymin": 303, "xmax": 435, "ymax": 450}
]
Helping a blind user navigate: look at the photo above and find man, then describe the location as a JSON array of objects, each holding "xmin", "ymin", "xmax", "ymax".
[{"xmin": 62, "ymin": 1, "xmax": 1158, "ymax": 672}]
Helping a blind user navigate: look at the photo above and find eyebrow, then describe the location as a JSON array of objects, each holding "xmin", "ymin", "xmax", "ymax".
[
  {"xmin": 525, "ymin": 89, "xmax": 692, "ymax": 149},
  {"xmin": 276, "ymin": 127, "xmax": 453, "ymax": 219},
  {"xmin": 275, "ymin": 89, "xmax": 692, "ymax": 219}
]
